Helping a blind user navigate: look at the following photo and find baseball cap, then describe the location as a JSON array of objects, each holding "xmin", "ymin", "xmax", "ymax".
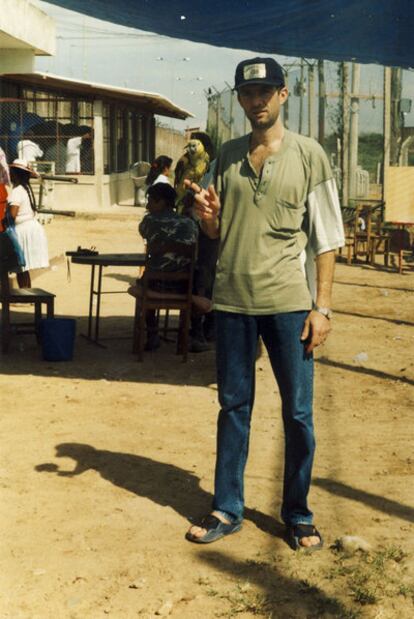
[{"xmin": 234, "ymin": 57, "xmax": 285, "ymax": 91}]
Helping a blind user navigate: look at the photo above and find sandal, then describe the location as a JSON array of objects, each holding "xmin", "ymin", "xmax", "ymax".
[
  {"xmin": 286, "ymin": 523, "xmax": 323, "ymax": 551},
  {"xmin": 185, "ymin": 514, "xmax": 242, "ymax": 544}
]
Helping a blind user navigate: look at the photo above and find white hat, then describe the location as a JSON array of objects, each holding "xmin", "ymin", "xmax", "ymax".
[{"xmin": 9, "ymin": 158, "xmax": 39, "ymax": 178}]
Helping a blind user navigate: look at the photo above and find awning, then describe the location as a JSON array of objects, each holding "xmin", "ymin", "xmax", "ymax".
[
  {"xmin": 1, "ymin": 71, "xmax": 193, "ymax": 120},
  {"xmin": 46, "ymin": 0, "xmax": 414, "ymax": 68}
]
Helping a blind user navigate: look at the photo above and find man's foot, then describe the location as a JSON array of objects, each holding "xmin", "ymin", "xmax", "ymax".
[
  {"xmin": 186, "ymin": 511, "xmax": 242, "ymax": 544},
  {"xmin": 144, "ymin": 333, "xmax": 161, "ymax": 351},
  {"xmin": 286, "ymin": 524, "xmax": 323, "ymax": 551}
]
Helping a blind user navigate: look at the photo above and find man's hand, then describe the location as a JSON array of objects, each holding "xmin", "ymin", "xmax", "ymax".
[
  {"xmin": 183, "ymin": 180, "xmax": 220, "ymax": 237},
  {"xmin": 300, "ymin": 310, "xmax": 331, "ymax": 354}
]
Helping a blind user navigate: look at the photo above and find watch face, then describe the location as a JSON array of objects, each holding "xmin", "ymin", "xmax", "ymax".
[{"xmin": 315, "ymin": 306, "xmax": 331, "ymax": 319}]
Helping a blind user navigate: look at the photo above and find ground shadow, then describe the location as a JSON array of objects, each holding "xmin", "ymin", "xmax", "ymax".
[
  {"xmin": 104, "ymin": 272, "xmax": 137, "ymax": 285},
  {"xmin": 334, "ymin": 309, "xmax": 414, "ymax": 327},
  {"xmin": 35, "ymin": 443, "xmax": 283, "ymax": 538},
  {"xmin": 314, "ymin": 477, "xmax": 414, "ymax": 523},
  {"xmin": 0, "ymin": 311, "xmax": 217, "ymax": 386},
  {"xmin": 197, "ymin": 550, "xmax": 354, "ymax": 618},
  {"xmin": 335, "ymin": 280, "xmax": 414, "ymax": 294},
  {"xmin": 316, "ymin": 356, "xmax": 414, "ymax": 386}
]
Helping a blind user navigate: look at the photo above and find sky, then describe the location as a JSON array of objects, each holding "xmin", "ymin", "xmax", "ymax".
[{"xmin": 33, "ymin": 1, "xmax": 414, "ymax": 135}]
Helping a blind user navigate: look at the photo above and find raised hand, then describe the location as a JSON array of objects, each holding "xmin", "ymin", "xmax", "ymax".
[{"xmin": 183, "ymin": 180, "xmax": 221, "ymax": 222}]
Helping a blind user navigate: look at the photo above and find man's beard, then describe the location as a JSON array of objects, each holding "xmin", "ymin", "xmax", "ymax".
[{"xmin": 248, "ymin": 111, "xmax": 279, "ymax": 130}]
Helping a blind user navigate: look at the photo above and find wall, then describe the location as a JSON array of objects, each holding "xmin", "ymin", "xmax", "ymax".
[
  {"xmin": 0, "ymin": 0, "xmax": 55, "ymax": 59},
  {"xmin": 155, "ymin": 126, "xmax": 187, "ymax": 166},
  {"xmin": 40, "ymin": 172, "xmax": 136, "ymax": 212},
  {"xmin": 384, "ymin": 166, "xmax": 414, "ymax": 223}
]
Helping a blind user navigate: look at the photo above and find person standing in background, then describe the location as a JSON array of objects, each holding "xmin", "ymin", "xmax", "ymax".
[
  {"xmin": 145, "ymin": 156, "xmax": 173, "ymax": 188},
  {"xmin": 17, "ymin": 130, "xmax": 43, "ymax": 164},
  {"xmin": 0, "ymin": 146, "xmax": 10, "ymax": 231},
  {"xmin": 66, "ymin": 128, "xmax": 92, "ymax": 174},
  {"xmin": 7, "ymin": 159, "xmax": 49, "ymax": 288}
]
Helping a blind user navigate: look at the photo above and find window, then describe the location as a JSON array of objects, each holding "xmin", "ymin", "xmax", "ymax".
[{"xmin": 0, "ymin": 88, "xmax": 94, "ymax": 175}]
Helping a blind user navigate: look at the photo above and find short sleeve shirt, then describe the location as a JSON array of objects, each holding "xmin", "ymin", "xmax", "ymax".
[
  {"xmin": 139, "ymin": 210, "xmax": 198, "ymax": 272},
  {"xmin": 9, "ymin": 185, "xmax": 34, "ymax": 224},
  {"xmin": 213, "ymin": 130, "xmax": 344, "ymax": 314}
]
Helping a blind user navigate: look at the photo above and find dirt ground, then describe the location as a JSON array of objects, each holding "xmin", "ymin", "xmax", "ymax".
[{"xmin": 1, "ymin": 212, "xmax": 413, "ymax": 619}]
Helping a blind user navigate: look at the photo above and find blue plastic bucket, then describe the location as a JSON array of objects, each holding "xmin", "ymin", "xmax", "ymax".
[{"xmin": 39, "ymin": 318, "xmax": 76, "ymax": 361}]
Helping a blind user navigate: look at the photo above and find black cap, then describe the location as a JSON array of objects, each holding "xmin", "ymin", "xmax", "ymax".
[
  {"xmin": 147, "ymin": 182, "xmax": 177, "ymax": 207},
  {"xmin": 234, "ymin": 57, "xmax": 285, "ymax": 91}
]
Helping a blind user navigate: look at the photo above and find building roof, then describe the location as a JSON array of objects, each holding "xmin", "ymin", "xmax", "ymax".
[
  {"xmin": 0, "ymin": 0, "xmax": 55, "ymax": 56},
  {"xmin": 1, "ymin": 71, "xmax": 193, "ymax": 120}
]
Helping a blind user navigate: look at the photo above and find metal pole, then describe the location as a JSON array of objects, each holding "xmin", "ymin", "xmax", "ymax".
[
  {"xmin": 229, "ymin": 89, "xmax": 234, "ymax": 140},
  {"xmin": 283, "ymin": 70, "xmax": 289, "ymax": 128},
  {"xmin": 390, "ymin": 67, "xmax": 403, "ymax": 165},
  {"xmin": 317, "ymin": 59, "xmax": 325, "ymax": 146},
  {"xmin": 348, "ymin": 62, "xmax": 361, "ymax": 200},
  {"xmin": 308, "ymin": 63, "xmax": 315, "ymax": 138},
  {"xmin": 299, "ymin": 58, "xmax": 304, "ymax": 134},
  {"xmin": 341, "ymin": 62, "xmax": 350, "ymax": 206},
  {"xmin": 383, "ymin": 66, "xmax": 391, "ymax": 205}
]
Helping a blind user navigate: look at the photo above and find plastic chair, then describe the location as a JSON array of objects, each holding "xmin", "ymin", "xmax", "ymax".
[{"xmin": 130, "ymin": 161, "xmax": 151, "ymax": 206}]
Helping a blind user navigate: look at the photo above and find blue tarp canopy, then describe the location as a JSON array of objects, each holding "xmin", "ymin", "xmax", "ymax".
[{"xmin": 47, "ymin": 0, "xmax": 413, "ymax": 68}]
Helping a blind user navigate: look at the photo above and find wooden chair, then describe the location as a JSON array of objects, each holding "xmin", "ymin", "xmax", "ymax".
[
  {"xmin": 343, "ymin": 202, "xmax": 390, "ymax": 267},
  {"xmin": 0, "ymin": 234, "xmax": 55, "ymax": 353},
  {"xmin": 389, "ymin": 226, "xmax": 413, "ymax": 273},
  {"xmin": 128, "ymin": 240, "xmax": 200, "ymax": 362}
]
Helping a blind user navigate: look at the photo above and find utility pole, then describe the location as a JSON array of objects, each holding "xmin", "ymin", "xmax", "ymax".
[
  {"xmin": 390, "ymin": 67, "xmax": 403, "ymax": 165},
  {"xmin": 383, "ymin": 66, "xmax": 391, "ymax": 204},
  {"xmin": 341, "ymin": 62, "xmax": 351, "ymax": 206},
  {"xmin": 308, "ymin": 62, "xmax": 315, "ymax": 138},
  {"xmin": 348, "ymin": 62, "xmax": 361, "ymax": 200},
  {"xmin": 226, "ymin": 83, "xmax": 234, "ymax": 140},
  {"xmin": 299, "ymin": 58, "xmax": 305, "ymax": 134},
  {"xmin": 283, "ymin": 70, "xmax": 289, "ymax": 128},
  {"xmin": 317, "ymin": 59, "xmax": 325, "ymax": 146}
]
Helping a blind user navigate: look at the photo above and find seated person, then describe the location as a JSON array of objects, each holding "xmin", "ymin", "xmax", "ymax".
[{"xmin": 136, "ymin": 182, "xmax": 201, "ymax": 351}]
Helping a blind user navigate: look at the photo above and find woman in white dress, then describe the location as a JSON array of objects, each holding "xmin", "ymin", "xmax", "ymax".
[{"xmin": 8, "ymin": 159, "xmax": 49, "ymax": 288}]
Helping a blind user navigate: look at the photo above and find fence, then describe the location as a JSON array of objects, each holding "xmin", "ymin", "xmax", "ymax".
[
  {"xmin": 0, "ymin": 97, "xmax": 94, "ymax": 175},
  {"xmin": 205, "ymin": 61, "xmax": 414, "ymax": 204}
]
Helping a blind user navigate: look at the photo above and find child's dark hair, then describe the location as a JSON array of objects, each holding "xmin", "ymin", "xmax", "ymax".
[
  {"xmin": 10, "ymin": 167, "xmax": 37, "ymax": 212},
  {"xmin": 147, "ymin": 182, "xmax": 176, "ymax": 209},
  {"xmin": 145, "ymin": 155, "xmax": 173, "ymax": 186}
]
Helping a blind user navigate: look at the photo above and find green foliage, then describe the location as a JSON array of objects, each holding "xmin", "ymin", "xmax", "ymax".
[
  {"xmin": 359, "ymin": 133, "xmax": 383, "ymax": 178},
  {"xmin": 324, "ymin": 132, "xmax": 384, "ymax": 180}
]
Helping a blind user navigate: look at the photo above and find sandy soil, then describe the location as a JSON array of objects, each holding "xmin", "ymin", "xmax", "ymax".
[{"xmin": 1, "ymin": 212, "xmax": 413, "ymax": 619}]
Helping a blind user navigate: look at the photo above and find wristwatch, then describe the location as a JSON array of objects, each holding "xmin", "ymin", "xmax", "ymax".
[{"xmin": 313, "ymin": 305, "xmax": 333, "ymax": 320}]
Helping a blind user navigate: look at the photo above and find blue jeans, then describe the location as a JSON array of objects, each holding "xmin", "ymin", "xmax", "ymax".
[{"xmin": 212, "ymin": 310, "xmax": 315, "ymax": 526}]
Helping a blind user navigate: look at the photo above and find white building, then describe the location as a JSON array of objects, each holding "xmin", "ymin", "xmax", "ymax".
[{"xmin": 0, "ymin": 1, "xmax": 192, "ymax": 211}]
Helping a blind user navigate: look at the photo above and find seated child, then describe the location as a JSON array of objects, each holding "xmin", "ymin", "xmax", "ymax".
[{"xmin": 137, "ymin": 183, "xmax": 200, "ymax": 350}]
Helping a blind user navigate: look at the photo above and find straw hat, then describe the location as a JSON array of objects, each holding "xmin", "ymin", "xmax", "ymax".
[{"xmin": 9, "ymin": 158, "xmax": 39, "ymax": 178}]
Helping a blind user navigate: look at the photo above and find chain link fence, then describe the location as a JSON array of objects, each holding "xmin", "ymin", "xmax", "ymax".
[
  {"xmin": 205, "ymin": 62, "xmax": 414, "ymax": 202},
  {"xmin": 0, "ymin": 97, "xmax": 94, "ymax": 175}
]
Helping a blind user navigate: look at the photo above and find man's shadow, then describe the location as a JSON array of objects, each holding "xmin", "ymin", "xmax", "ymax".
[{"xmin": 36, "ymin": 443, "xmax": 283, "ymax": 538}]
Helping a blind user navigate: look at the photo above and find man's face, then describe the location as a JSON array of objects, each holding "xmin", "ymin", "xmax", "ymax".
[{"xmin": 237, "ymin": 84, "xmax": 288, "ymax": 130}]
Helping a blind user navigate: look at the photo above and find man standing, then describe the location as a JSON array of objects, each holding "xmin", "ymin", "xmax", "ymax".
[
  {"xmin": 66, "ymin": 128, "xmax": 92, "ymax": 174},
  {"xmin": 186, "ymin": 57, "xmax": 344, "ymax": 549}
]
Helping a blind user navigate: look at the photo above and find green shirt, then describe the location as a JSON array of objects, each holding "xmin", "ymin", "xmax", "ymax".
[{"xmin": 213, "ymin": 130, "xmax": 337, "ymax": 314}]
